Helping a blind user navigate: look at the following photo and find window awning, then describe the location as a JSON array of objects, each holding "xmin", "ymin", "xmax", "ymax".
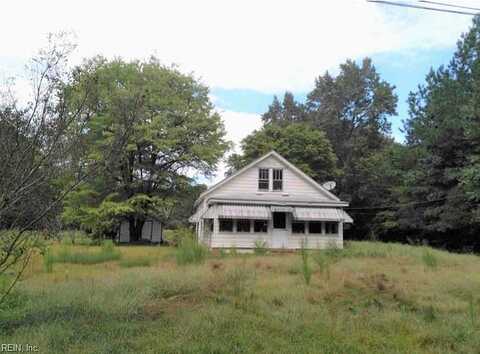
[
  {"xmin": 271, "ymin": 206, "xmax": 294, "ymax": 213},
  {"xmin": 204, "ymin": 205, "xmax": 271, "ymax": 219},
  {"xmin": 189, "ymin": 207, "xmax": 207, "ymax": 223},
  {"xmin": 293, "ymin": 207, "xmax": 353, "ymax": 223}
]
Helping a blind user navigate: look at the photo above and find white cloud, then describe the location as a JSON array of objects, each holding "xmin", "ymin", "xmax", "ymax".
[
  {"xmin": 195, "ymin": 110, "xmax": 262, "ymax": 186},
  {"xmin": 0, "ymin": 0, "xmax": 475, "ymax": 92}
]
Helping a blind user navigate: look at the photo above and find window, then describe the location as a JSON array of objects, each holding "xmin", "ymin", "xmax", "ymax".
[
  {"xmin": 273, "ymin": 169, "xmax": 283, "ymax": 191},
  {"xmin": 292, "ymin": 222, "xmax": 305, "ymax": 234},
  {"xmin": 325, "ymin": 222, "xmax": 338, "ymax": 234},
  {"xmin": 273, "ymin": 212, "xmax": 286, "ymax": 229},
  {"xmin": 309, "ymin": 221, "xmax": 322, "ymax": 234},
  {"xmin": 254, "ymin": 220, "xmax": 268, "ymax": 233},
  {"xmin": 219, "ymin": 219, "xmax": 233, "ymax": 232},
  {"xmin": 237, "ymin": 219, "xmax": 251, "ymax": 232},
  {"xmin": 258, "ymin": 168, "xmax": 269, "ymax": 190}
]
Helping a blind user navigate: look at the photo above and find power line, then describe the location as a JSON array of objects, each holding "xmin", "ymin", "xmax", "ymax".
[
  {"xmin": 419, "ymin": 0, "xmax": 480, "ymax": 11},
  {"xmin": 367, "ymin": 0, "xmax": 478, "ymax": 15},
  {"xmin": 345, "ymin": 193, "xmax": 468, "ymax": 211}
]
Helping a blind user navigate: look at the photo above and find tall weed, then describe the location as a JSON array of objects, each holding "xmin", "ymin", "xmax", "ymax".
[
  {"xmin": 300, "ymin": 240, "xmax": 312, "ymax": 285},
  {"xmin": 176, "ymin": 238, "xmax": 208, "ymax": 265}
]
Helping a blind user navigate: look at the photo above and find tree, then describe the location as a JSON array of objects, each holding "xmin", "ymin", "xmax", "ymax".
[
  {"xmin": 396, "ymin": 17, "xmax": 480, "ymax": 247},
  {"xmin": 63, "ymin": 57, "xmax": 229, "ymax": 240},
  {"xmin": 226, "ymin": 123, "xmax": 338, "ymax": 181},
  {"xmin": 303, "ymin": 58, "xmax": 398, "ymax": 238},
  {"xmin": 0, "ymin": 33, "xmax": 95, "ymax": 302},
  {"xmin": 261, "ymin": 92, "xmax": 306, "ymax": 125}
]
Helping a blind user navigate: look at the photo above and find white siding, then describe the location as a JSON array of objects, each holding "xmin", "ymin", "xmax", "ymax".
[
  {"xmin": 210, "ymin": 233, "xmax": 342, "ymax": 249},
  {"xmin": 208, "ymin": 155, "xmax": 333, "ymax": 203},
  {"xmin": 152, "ymin": 221, "xmax": 162, "ymax": 243},
  {"xmin": 119, "ymin": 221, "xmax": 130, "ymax": 242}
]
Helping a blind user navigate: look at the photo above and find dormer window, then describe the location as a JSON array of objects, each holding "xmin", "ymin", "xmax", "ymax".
[
  {"xmin": 273, "ymin": 169, "xmax": 283, "ymax": 191},
  {"xmin": 258, "ymin": 168, "xmax": 269, "ymax": 190}
]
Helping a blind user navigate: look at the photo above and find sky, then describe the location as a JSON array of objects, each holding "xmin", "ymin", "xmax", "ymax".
[{"xmin": 0, "ymin": 0, "xmax": 477, "ymax": 184}]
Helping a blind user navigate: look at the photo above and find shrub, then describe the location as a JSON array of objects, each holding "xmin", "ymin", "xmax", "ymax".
[
  {"xmin": 176, "ymin": 238, "xmax": 208, "ymax": 265},
  {"xmin": 58, "ymin": 230, "xmax": 94, "ymax": 246},
  {"xmin": 164, "ymin": 227, "xmax": 195, "ymax": 247},
  {"xmin": 253, "ymin": 240, "xmax": 268, "ymax": 255},
  {"xmin": 300, "ymin": 240, "xmax": 312, "ymax": 285},
  {"xmin": 422, "ymin": 248, "xmax": 438, "ymax": 270}
]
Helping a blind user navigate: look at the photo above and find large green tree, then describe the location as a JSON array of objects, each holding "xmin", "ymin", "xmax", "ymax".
[
  {"xmin": 396, "ymin": 17, "xmax": 480, "ymax": 246},
  {"xmin": 306, "ymin": 58, "xmax": 398, "ymax": 200},
  {"xmin": 227, "ymin": 123, "xmax": 338, "ymax": 181},
  {"xmin": 63, "ymin": 57, "xmax": 229, "ymax": 240}
]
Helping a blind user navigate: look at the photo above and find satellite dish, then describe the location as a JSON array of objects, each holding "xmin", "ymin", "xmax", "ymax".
[{"xmin": 322, "ymin": 181, "xmax": 336, "ymax": 191}]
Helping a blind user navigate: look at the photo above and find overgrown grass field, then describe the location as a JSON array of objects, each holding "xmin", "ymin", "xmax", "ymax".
[{"xmin": 1, "ymin": 241, "xmax": 480, "ymax": 353}]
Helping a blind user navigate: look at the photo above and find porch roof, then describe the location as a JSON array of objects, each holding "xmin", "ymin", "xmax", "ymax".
[
  {"xmin": 204, "ymin": 204, "xmax": 271, "ymax": 220},
  {"xmin": 293, "ymin": 207, "xmax": 353, "ymax": 223}
]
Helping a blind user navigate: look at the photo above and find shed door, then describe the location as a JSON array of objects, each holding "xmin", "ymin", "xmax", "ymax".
[{"xmin": 141, "ymin": 221, "xmax": 153, "ymax": 241}]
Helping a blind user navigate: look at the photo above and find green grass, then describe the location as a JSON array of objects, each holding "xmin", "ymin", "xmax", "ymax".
[
  {"xmin": 119, "ymin": 257, "xmax": 154, "ymax": 268},
  {"xmin": 2, "ymin": 241, "xmax": 480, "ymax": 353},
  {"xmin": 50, "ymin": 241, "xmax": 121, "ymax": 265}
]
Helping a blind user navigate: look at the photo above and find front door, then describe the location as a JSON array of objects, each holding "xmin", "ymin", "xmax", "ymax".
[{"xmin": 272, "ymin": 212, "xmax": 288, "ymax": 248}]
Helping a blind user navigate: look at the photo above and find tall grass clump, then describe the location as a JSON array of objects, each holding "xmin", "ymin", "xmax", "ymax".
[
  {"xmin": 42, "ymin": 247, "xmax": 54, "ymax": 273},
  {"xmin": 176, "ymin": 237, "xmax": 208, "ymax": 265},
  {"xmin": 300, "ymin": 240, "xmax": 312, "ymax": 285},
  {"xmin": 422, "ymin": 247, "xmax": 438, "ymax": 270},
  {"xmin": 253, "ymin": 240, "xmax": 268, "ymax": 255},
  {"xmin": 313, "ymin": 251, "xmax": 331, "ymax": 279}
]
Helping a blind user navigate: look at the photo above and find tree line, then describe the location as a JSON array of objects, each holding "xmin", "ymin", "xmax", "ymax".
[{"xmin": 228, "ymin": 18, "xmax": 480, "ymax": 251}]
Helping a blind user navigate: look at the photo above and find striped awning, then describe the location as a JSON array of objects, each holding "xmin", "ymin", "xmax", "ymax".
[
  {"xmin": 203, "ymin": 204, "xmax": 271, "ymax": 219},
  {"xmin": 188, "ymin": 207, "xmax": 207, "ymax": 223},
  {"xmin": 271, "ymin": 206, "xmax": 294, "ymax": 213},
  {"xmin": 293, "ymin": 207, "xmax": 353, "ymax": 223}
]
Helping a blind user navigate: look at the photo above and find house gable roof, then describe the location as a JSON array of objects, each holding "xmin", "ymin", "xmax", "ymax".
[{"xmin": 195, "ymin": 151, "xmax": 345, "ymax": 207}]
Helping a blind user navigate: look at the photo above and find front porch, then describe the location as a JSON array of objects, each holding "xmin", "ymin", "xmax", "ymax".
[{"xmin": 192, "ymin": 204, "xmax": 352, "ymax": 250}]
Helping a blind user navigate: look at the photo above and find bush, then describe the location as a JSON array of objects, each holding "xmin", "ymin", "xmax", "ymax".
[
  {"xmin": 58, "ymin": 230, "xmax": 94, "ymax": 246},
  {"xmin": 176, "ymin": 238, "xmax": 208, "ymax": 265},
  {"xmin": 253, "ymin": 240, "xmax": 268, "ymax": 255},
  {"xmin": 164, "ymin": 227, "xmax": 195, "ymax": 247}
]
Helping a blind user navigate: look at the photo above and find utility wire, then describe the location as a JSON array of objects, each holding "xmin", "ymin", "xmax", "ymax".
[
  {"xmin": 367, "ymin": 0, "xmax": 478, "ymax": 15},
  {"xmin": 419, "ymin": 0, "xmax": 480, "ymax": 11},
  {"xmin": 345, "ymin": 193, "xmax": 469, "ymax": 211}
]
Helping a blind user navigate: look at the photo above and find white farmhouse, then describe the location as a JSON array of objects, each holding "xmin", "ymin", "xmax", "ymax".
[{"xmin": 189, "ymin": 151, "xmax": 353, "ymax": 250}]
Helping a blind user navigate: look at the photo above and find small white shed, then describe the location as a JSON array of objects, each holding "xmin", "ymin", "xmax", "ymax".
[{"xmin": 117, "ymin": 218, "xmax": 163, "ymax": 244}]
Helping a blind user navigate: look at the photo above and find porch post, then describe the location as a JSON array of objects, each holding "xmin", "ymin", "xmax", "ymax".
[{"xmin": 338, "ymin": 222, "xmax": 344, "ymax": 248}]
